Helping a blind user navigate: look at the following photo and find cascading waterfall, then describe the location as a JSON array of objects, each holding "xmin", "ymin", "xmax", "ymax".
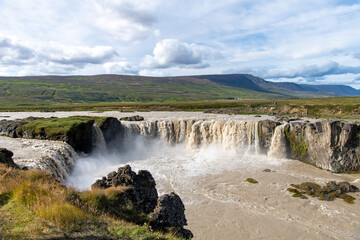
[
  {"xmin": 13, "ymin": 140, "xmax": 78, "ymax": 182},
  {"xmin": 120, "ymin": 119, "xmax": 262, "ymax": 152},
  {"xmin": 267, "ymin": 124, "xmax": 288, "ymax": 159},
  {"xmin": 92, "ymin": 124, "xmax": 107, "ymax": 154}
]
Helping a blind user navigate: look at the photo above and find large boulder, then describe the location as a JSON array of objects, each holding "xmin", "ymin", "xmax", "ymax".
[
  {"xmin": 92, "ymin": 164, "xmax": 158, "ymax": 213},
  {"xmin": 0, "ymin": 148, "xmax": 18, "ymax": 168},
  {"xmin": 149, "ymin": 192, "xmax": 193, "ymax": 239}
]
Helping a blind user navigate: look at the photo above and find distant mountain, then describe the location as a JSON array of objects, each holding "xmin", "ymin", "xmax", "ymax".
[{"xmin": 0, "ymin": 74, "xmax": 358, "ymax": 105}]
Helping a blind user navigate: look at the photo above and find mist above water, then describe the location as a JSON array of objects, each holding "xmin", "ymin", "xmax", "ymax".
[{"xmin": 67, "ymin": 120, "xmax": 289, "ymax": 195}]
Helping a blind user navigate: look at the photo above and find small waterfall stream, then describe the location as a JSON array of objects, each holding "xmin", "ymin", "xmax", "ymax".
[
  {"xmin": 92, "ymin": 124, "xmax": 108, "ymax": 154},
  {"xmin": 268, "ymin": 124, "xmax": 288, "ymax": 159}
]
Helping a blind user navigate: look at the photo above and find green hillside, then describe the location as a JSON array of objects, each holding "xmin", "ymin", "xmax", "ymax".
[{"xmin": 0, "ymin": 74, "xmax": 359, "ymax": 106}]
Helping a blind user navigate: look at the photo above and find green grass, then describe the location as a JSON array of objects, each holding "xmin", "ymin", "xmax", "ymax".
[
  {"xmin": 19, "ymin": 116, "xmax": 107, "ymax": 138},
  {"xmin": 0, "ymin": 97, "xmax": 358, "ymax": 120},
  {"xmin": 0, "ymin": 164, "xmax": 183, "ymax": 239}
]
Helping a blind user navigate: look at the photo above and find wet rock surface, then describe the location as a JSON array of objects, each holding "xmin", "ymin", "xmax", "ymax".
[
  {"xmin": 258, "ymin": 120, "xmax": 280, "ymax": 153},
  {"xmin": 286, "ymin": 120, "xmax": 360, "ymax": 172},
  {"xmin": 287, "ymin": 181, "xmax": 359, "ymax": 203}
]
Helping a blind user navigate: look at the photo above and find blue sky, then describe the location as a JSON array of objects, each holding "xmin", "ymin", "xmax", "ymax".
[{"xmin": 0, "ymin": 0, "xmax": 360, "ymax": 88}]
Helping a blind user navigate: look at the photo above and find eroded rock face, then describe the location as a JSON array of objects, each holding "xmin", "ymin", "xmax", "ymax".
[
  {"xmin": 286, "ymin": 121, "xmax": 360, "ymax": 172},
  {"xmin": 92, "ymin": 164, "xmax": 158, "ymax": 213},
  {"xmin": 258, "ymin": 120, "xmax": 280, "ymax": 153},
  {"xmin": 149, "ymin": 192, "xmax": 193, "ymax": 239},
  {"xmin": 99, "ymin": 117, "xmax": 122, "ymax": 145}
]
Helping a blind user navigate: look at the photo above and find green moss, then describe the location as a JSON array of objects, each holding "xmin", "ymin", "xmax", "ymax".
[
  {"xmin": 340, "ymin": 194, "xmax": 356, "ymax": 204},
  {"xmin": 290, "ymin": 181, "xmax": 357, "ymax": 204},
  {"xmin": 284, "ymin": 126, "xmax": 309, "ymax": 161},
  {"xmin": 287, "ymin": 188, "xmax": 300, "ymax": 194},
  {"xmin": 246, "ymin": 178, "xmax": 258, "ymax": 184}
]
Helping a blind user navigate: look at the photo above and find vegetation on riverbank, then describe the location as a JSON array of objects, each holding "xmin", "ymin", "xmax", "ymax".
[
  {"xmin": 0, "ymin": 97, "xmax": 359, "ymax": 120},
  {"xmin": 0, "ymin": 163, "xmax": 182, "ymax": 240},
  {"xmin": 19, "ymin": 116, "xmax": 108, "ymax": 138}
]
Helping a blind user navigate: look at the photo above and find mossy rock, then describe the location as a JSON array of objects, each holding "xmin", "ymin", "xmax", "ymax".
[
  {"xmin": 289, "ymin": 181, "xmax": 358, "ymax": 204},
  {"xmin": 246, "ymin": 178, "xmax": 258, "ymax": 184}
]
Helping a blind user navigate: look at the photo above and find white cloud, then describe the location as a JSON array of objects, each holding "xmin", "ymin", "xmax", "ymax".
[
  {"xmin": 39, "ymin": 43, "xmax": 118, "ymax": 67},
  {"xmin": 141, "ymin": 39, "xmax": 221, "ymax": 69},
  {"xmin": 0, "ymin": 37, "xmax": 35, "ymax": 65},
  {"xmin": 93, "ymin": 0, "xmax": 160, "ymax": 42},
  {"xmin": 0, "ymin": 36, "xmax": 120, "ymax": 75}
]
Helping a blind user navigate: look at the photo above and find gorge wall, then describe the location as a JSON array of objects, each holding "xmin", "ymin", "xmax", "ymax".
[{"xmin": 0, "ymin": 115, "xmax": 359, "ymax": 180}]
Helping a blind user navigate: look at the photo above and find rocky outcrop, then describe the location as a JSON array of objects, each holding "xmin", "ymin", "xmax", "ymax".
[
  {"xmin": 98, "ymin": 117, "xmax": 123, "ymax": 150},
  {"xmin": 98, "ymin": 117, "xmax": 122, "ymax": 144},
  {"xmin": 120, "ymin": 115, "xmax": 144, "ymax": 121},
  {"xmin": 65, "ymin": 120, "xmax": 94, "ymax": 153},
  {"xmin": 0, "ymin": 148, "xmax": 18, "ymax": 168},
  {"xmin": 92, "ymin": 164, "xmax": 158, "ymax": 213},
  {"xmin": 0, "ymin": 118, "xmax": 94, "ymax": 153},
  {"xmin": 285, "ymin": 120, "xmax": 360, "ymax": 172},
  {"xmin": 92, "ymin": 165, "xmax": 193, "ymax": 238},
  {"xmin": 149, "ymin": 192, "xmax": 193, "ymax": 239}
]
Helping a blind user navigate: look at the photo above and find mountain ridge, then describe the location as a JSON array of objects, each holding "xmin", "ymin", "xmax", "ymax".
[{"xmin": 0, "ymin": 74, "xmax": 358, "ymax": 105}]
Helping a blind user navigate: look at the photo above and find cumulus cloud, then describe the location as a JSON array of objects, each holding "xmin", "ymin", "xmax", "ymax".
[
  {"xmin": 141, "ymin": 39, "xmax": 221, "ymax": 69},
  {"xmin": 93, "ymin": 0, "xmax": 160, "ymax": 41},
  {"xmin": 0, "ymin": 36, "xmax": 120, "ymax": 74},
  {"xmin": 40, "ymin": 43, "xmax": 118, "ymax": 67},
  {"xmin": 0, "ymin": 38, "xmax": 35, "ymax": 65}
]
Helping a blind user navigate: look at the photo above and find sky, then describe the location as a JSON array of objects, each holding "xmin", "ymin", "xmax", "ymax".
[{"xmin": 0, "ymin": 0, "xmax": 360, "ymax": 88}]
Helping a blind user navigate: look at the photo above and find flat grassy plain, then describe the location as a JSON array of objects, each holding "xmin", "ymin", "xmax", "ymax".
[{"xmin": 0, "ymin": 97, "xmax": 359, "ymax": 120}]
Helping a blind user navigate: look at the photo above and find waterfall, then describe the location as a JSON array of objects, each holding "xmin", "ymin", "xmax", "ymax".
[
  {"xmin": 92, "ymin": 124, "xmax": 107, "ymax": 154},
  {"xmin": 13, "ymin": 140, "xmax": 78, "ymax": 182},
  {"xmin": 268, "ymin": 124, "xmax": 288, "ymax": 159},
  {"xmin": 121, "ymin": 119, "xmax": 262, "ymax": 152}
]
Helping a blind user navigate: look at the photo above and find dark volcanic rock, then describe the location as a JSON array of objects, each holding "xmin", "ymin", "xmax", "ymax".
[
  {"xmin": 92, "ymin": 164, "xmax": 158, "ymax": 213},
  {"xmin": 66, "ymin": 120, "xmax": 94, "ymax": 153},
  {"xmin": 0, "ymin": 120, "xmax": 25, "ymax": 138},
  {"xmin": 0, "ymin": 148, "xmax": 18, "ymax": 168},
  {"xmin": 98, "ymin": 117, "xmax": 122, "ymax": 145},
  {"xmin": 149, "ymin": 192, "xmax": 193, "ymax": 239},
  {"xmin": 119, "ymin": 115, "xmax": 144, "ymax": 121}
]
